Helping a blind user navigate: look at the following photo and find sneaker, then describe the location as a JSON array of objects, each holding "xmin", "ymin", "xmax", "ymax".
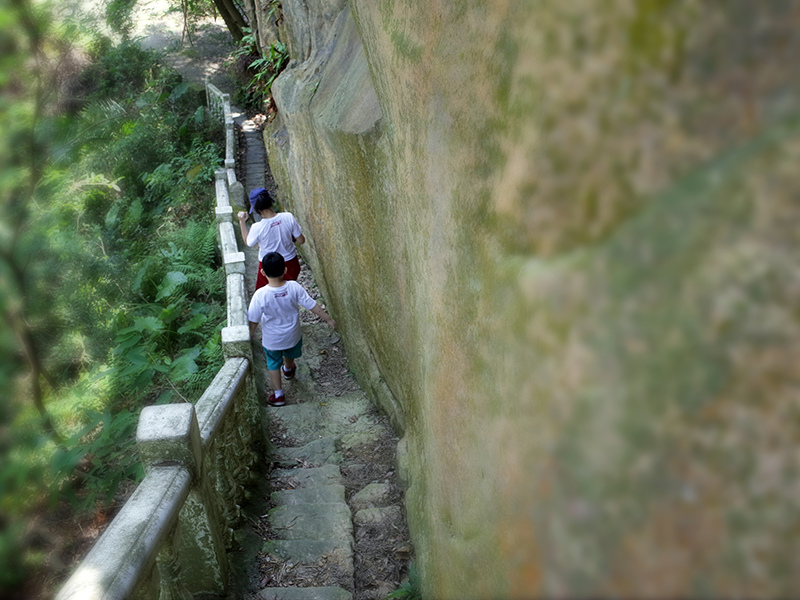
[
  {"xmin": 268, "ymin": 392, "xmax": 287, "ymax": 407},
  {"xmin": 282, "ymin": 364, "xmax": 296, "ymax": 380}
]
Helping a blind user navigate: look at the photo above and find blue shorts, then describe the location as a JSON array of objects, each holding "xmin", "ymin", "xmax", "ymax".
[{"xmin": 263, "ymin": 338, "xmax": 303, "ymax": 371}]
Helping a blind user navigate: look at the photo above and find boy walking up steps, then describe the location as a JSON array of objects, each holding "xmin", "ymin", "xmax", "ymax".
[
  {"xmin": 238, "ymin": 187, "xmax": 305, "ymax": 291},
  {"xmin": 248, "ymin": 252, "xmax": 336, "ymax": 406}
]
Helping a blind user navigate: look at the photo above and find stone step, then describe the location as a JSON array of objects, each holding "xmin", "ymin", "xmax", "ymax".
[
  {"xmin": 272, "ymin": 437, "xmax": 341, "ymax": 468},
  {"xmin": 269, "ymin": 503, "xmax": 353, "ymax": 542},
  {"xmin": 270, "ymin": 464, "xmax": 342, "ymax": 489},
  {"xmin": 261, "ymin": 539, "xmax": 353, "ymax": 594},
  {"xmin": 257, "ymin": 587, "xmax": 352, "ymax": 600},
  {"xmin": 265, "ymin": 395, "xmax": 378, "ymax": 446},
  {"xmin": 271, "ymin": 484, "xmax": 346, "ymax": 506},
  {"xmin": 353, "ymin": 505, "xmax": 402, "ymax": 528},
  {"xmin": 349, "ymin": 483, "xmax": 392, "ymax": 511},
  {"xmin": 263, "ymin": 539, "xmax": 353, "ymax": 575}
]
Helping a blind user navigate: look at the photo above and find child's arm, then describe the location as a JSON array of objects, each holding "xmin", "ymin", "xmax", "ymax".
[
  {"xmin": 237, "ymin": 211, "xmax": 251, "ymax": 242},
  {"xmin": 295, "ymin": 233, "xmax": 306, "ymax": 245},
  {"xmin": 249, "ymin": 320, "xmax": 259, "ymax": 339},
  {"xmin": 310, "ymin": 304, "xmax": 336, "ymax": 329}
]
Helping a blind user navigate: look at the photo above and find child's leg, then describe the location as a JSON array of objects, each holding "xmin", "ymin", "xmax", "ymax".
[
  {"xmin": 282, "ymin": 356, "xmax": 296, "ymax": 379},
  {"xmin": 268, "ymin": 368, "xmax": 282, "ymax": 393},
  {"xmin": 281, "ymin": 338, "xmax": 303, "ymax": 379},
  {"xmin": 284, "ymin": 256, "xmax": 301, "ymax": 281},
  {"xmin": 263, "ymin": 347, "xmax": 286, "ymax": 405}
]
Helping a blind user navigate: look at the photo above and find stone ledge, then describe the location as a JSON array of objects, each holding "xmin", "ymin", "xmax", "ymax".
[
  {"xmin": 257, "ymin": 587, "xmax": 352, "ymax": 600},
  {"xmin": 271, "ymin": 464, "xmax": 343, "ymax": 489},
  {"xmin": 224, "ymin": 252, "xmax": 246, "ymax": 276},
  {"xmin": 271, "ymin": 484, "xmax": 346, "ymax": 506},
  {"xmin": 272, "ymin": 437, "xmax": 341, "ymax": 468},
  {"xmin": 222, "ymin": 325, "xmax": 251, "ymax": 359},
  {"xmin": 136, "ymin": 403, "xmax": 201, "ymax": 475},
  {"xmin": 55, "ymin": 466, "xmax": 191, "ymax": 600},
  {"xmin": 263, "ymin": 539, "xmax": 353, "ymax": 569},
  {"xmin": 269, "ymin": 503, "xmax": 353, "ymax": 542},
  {"xmin": 215, "ymin": 205, "xmax": 233, "ymax": 223}
]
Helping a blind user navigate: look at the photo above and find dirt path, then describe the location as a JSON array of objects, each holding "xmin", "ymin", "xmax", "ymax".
[{"xmin": 132, "ymin": 0, "xmax": 237, "ymax": 89}]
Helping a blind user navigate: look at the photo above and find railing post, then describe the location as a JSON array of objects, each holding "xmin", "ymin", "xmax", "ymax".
[
  {"xmin": 215, "ymin": 169, "xmax": 233, "ymax": 223},
  {"xmin": 222, "ymin": 325, "xmax": 252, "ymax": 360},
  {"xmin": 226, "ymin": 161, "xmax": 245, "ymax": 210},
  {"xmin": 137, "ymin": 404, "xmax": 229, "ymax": 597}
]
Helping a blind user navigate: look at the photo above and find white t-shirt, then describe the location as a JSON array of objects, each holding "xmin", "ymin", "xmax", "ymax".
[
  {"xmin": 246, "ymin": 212, "xmax": 302, "ymax": 262},
  {"xmin": 247, "ymin": 281, "xmax": 317, "ymax": 350}
]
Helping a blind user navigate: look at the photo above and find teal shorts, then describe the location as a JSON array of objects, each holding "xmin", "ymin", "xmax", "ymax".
[{"xmin": 263, "ymin": 338, "xmax": 303, "ymax": 371}]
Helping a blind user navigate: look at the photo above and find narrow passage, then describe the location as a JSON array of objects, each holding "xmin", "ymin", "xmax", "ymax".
[{"xmin": 226, "ymin": 114, "xmax": 414, "ymax": 600}]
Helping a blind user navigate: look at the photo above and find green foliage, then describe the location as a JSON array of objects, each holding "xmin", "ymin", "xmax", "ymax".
[
  {"xmin": 266, "ymin": 0, "xmax": 284, "ymax": 24},
  {"xmin": 0, "ymin": 520, "xmax": 26, "ymax": 589},
  {"xmin": 81, "ymin": 38, "xmax": 163, "ymax": 101},
  {"xmin": 0, "ymin": 9, "xmax": 225, "ymax": 593},
  {"xmin": 249, "ymin": 41, "xmax": 289, "ymax": 92},
  {"xmin": 233, "ymin": 27, "xmax": 256, "ymax": 59},
  {"xmin": 111, "ymin": 217, "xmax": 225, "ymax": 398},
  {"xmin": 105, "ymin": 0, "xmax": 138, "ymax": 37},
  {"xmin": 233, "ymin": 26, "xmax": 290, "ymax": 108},
  {"xmin": 51, "ymin": 408, "xmax": 144, "ymax": 509},
  {"xmin": 385, "ymin": 562, "xmax": 421, "ymax": 600}
]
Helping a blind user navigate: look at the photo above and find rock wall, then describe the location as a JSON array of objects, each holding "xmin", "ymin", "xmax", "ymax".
[{"xmin": 261, "ymin": 1, "xmax": 800, "ymax": 597}]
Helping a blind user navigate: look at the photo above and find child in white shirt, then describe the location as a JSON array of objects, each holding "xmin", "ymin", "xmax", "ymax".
[
  {"xmin": 237, "ymin": 187, "xmax": 306, "ymax": 290},
  {"xmin": 247, "ymin": 252, "xmax": 336, "ymax": 406}
]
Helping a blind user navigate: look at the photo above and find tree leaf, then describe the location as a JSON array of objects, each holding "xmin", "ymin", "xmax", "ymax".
[
  {"xmin": 155, "ymin": 271, "xmax": 188, "ymax": 301},
  {"xmin": 168, "ymin": 82, "xmax": 191, "ymax": 102},
  {"xmin": 133, "ymin": 315, "xmax": 163, "ymax": 333},
  {"xmin": 178, "ymin": 313, "xmax": 207, "ymax": 334},
  {"xmin": 170, "ymin": 346, "xmax": 201, "ymax": 381}
]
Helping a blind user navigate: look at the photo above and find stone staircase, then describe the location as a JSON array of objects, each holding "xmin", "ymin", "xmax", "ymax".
[
  {"xmin": 236, "ymin": 323, "xmax": 408, "ymax": 600},
  {"xmin": 236, "ymin": 113, "xmax": 267, "ymax": 193}
]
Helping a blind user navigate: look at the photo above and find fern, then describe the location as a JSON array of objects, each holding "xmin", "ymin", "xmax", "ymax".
[{"xmin": 385, "ymin": 562, "xmax": 421, "ymax": 600}]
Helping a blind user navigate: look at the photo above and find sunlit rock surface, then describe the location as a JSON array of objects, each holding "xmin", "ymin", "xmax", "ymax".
[{"xmin": 262, "ymin": 1, "xmax": 800, "ymax": 597}]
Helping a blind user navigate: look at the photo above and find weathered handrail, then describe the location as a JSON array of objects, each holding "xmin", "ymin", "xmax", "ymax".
[
  {"xmin": 56, "ymin": 85, "xmax": 255, "ymax": 600},
  {"xmin": 56, "ymin": 466, "xmax": 192, "ymax": 600},
  {"xmin": 206, "ymin": 80, "xmax": 237, "ymax": 176}
]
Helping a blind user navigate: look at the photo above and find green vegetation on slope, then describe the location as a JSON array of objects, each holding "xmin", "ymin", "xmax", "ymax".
[{"xmin": 0, "ymin": 2, "xmax": 226, "ymax": 595}]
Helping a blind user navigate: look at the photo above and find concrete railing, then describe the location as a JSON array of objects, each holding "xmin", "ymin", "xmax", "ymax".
[
  {"xmin": 205, "ymin": 80, "xmax": 238, "ymax": 185},
  {"xmin": 56, "ymin": 88, "xmax": 256, "ymax": 600}
]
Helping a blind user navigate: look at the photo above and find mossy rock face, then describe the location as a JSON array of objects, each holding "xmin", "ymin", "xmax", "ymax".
[{"xmin": 261, "ymin": 0, "xmax": 800, "ymax": 597}]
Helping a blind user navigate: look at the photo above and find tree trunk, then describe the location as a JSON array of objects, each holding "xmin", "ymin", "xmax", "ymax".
[
  {"xmin": 3, "ymin": 0, "xmax": 60, "ymax": 442},
  {"xmin": 2, "ymin": 291, "xmax": 61, "ymax": 443},
  {"xmin": 210, "ymin": 0, "xmax": 247, "ymax": 41}
]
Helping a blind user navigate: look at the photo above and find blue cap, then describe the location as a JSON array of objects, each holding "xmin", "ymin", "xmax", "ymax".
[{"xmin": 248, "ymin": 187, "xmax": 267, "ymax": 213}]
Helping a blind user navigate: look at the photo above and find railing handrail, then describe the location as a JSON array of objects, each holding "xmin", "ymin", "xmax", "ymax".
[
  {"xmin": 206, "ymin": 78, "xmax": 236, "ymax": 168},
  {"xmin": 55, "ymin": 466, "xmax": 192, "ymax": 600},
  {"xmin": 56, "ymin": 83, "xmax": 253, "ymax": 600}
]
